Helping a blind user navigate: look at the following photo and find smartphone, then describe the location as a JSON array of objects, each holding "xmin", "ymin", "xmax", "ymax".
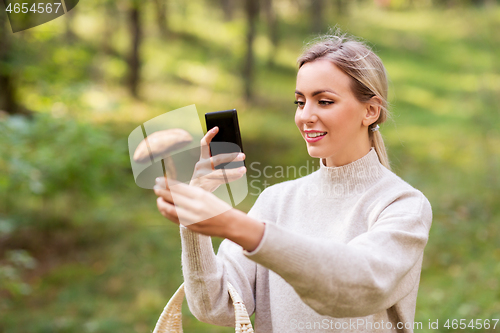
[{"xmin": 205, "ymin": 109, "xmax": 245, "ymax": 170}]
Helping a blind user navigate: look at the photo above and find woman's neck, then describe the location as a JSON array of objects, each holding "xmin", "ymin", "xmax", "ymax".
[
  {"xmin": 318, "ymin": 147, "xmax": 384, "ymax": 197},
  {"xmin": 323, "ymin": 145, "xmax": 372, "ymax": 167}
]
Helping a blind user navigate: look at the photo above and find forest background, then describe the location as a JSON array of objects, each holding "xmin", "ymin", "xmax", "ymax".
[{"xmin": 0, "ymin": 0, "xmax": 499, "ymax": 332}]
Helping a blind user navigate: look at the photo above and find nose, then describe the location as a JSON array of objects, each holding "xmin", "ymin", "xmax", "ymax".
[{"xmin": 298, "ymin": 102, "xmax": 318, "ymax": 124}]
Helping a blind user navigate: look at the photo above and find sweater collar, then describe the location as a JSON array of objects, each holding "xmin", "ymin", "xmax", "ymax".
[{"xmin": 317, "ymin": 148, "xmax": 384, "ymax": 196}]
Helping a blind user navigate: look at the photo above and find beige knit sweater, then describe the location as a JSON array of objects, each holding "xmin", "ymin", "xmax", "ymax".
[{"xmin": 179, "ymin": 148, "xmax": 432, "ymax": 332}]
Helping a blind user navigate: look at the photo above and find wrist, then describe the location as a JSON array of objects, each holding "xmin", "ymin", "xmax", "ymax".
[{"xmin": 224, "ymin": 210, "xmax": 265, "ymax": 252}]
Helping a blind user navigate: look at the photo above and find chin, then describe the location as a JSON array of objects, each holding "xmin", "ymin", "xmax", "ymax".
[{"xmin": 306, "ymin": 147, "xmax": 327, "ymax": 159}]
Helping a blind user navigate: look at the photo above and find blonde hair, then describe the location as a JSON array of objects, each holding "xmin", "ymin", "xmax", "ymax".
[{"xmin": 297, "ymin": 30, "xmax": 391, "ymax": 170}]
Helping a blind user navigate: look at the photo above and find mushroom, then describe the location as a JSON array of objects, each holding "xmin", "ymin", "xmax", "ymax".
[{"xmin": 133, "ymin": 128, "xmax": 193, "ymax": 182}]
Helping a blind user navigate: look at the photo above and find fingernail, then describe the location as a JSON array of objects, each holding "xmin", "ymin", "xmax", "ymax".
[
  {"xmin": 238, "ymin": 153, "xmax": 245, "ymax": 158},
  {"xmin": 239, "ymin": 166, "xmax": 246, "ymax": 173}
]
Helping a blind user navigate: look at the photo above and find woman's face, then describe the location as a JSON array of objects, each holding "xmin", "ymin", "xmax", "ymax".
[{"xmin": 294, "ymin": 59, "xmax": 374, "ymax": 167}]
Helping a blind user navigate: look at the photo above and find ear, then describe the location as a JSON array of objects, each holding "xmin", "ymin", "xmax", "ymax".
[{"xmin": 362, "ymin": 96, "xmax": 382, "ymax": 127}]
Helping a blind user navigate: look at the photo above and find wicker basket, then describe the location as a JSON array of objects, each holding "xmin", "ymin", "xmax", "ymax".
[{"xmin": 153, "ymin": 282, "xmax": 254, "ymax": 333}]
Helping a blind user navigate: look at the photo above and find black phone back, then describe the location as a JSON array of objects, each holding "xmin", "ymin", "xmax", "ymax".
[{"xmin": 205, "ymin": 109, "xmax": 244, "ymax": 169}]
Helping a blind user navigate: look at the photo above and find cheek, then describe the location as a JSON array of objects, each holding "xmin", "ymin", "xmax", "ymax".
[
  {"xmin": 332, "ymin": 103, "xmax": 363, "ymax": 129},
  {"xmin": 345, "ymin": 100, "xmax": 367, "ymax": 122}
]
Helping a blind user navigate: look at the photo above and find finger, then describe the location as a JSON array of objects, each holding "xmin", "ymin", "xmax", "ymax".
[
  {"xmin": 154, "ymin": 187, "xmax": 174, "ymax": 203},
  {"xmin": 220, "ymin": 167, "xmax": 247, "ymax": 181},
  {"xmin": 155, "ymin": 177, "xmax": 167, "ymax": 189},
  {"xmin": 167, "ymin": 186, "xmax": 200, "ymax": 209},
  {"xmin": 203, "ymin": 167, "xmax": 246, "ymax": 182},
  {"xmin": 168, "ymin": 182, "xmax": 208, "ymax": 206},
  {"xmin": 155, "ymin": 178, "xmax": 183, "ymax": 196},
  {"xmin": 157, "ymin": 193, "xmax": 211, "ymax": 226},
  {"xmin": 157, "ymin": 197, "xmax": 180, "ymax": 224},
  {"xmin": 168, "ymin": 182, "xmax": 202, "ymax": 196},
  {"xmin": 211, "ymin": 152, "xmax": 245, "ymax": 168},
  {"xmin": 200, "ymin": 126, "xmax": 218, "ymax": 159}
]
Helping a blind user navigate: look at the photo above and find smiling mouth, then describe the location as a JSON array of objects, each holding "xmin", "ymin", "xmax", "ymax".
[{"xmin": 306, "ymin": 132, "xmax": 327, "ymax": 138}]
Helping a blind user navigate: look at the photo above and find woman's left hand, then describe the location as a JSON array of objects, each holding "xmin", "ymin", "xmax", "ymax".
[{"xmin": 154, "ymin": 179, "xmax": 234, "ymax": 238}]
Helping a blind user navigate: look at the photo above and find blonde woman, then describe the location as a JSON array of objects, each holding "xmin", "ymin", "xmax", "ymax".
[{"xmin": 154, "ymin": 32, "xmax": 432, "ymax": 333}]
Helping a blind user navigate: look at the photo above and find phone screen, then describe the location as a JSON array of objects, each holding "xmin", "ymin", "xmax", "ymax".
[{"xmin": 205, "ymin": 109, "xmax": 245, "ymax": 169}]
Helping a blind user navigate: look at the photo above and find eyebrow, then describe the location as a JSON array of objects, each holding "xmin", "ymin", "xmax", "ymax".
[{"xmin": 295, "ymin": 89, "xmax": 340, "ymax": 97}]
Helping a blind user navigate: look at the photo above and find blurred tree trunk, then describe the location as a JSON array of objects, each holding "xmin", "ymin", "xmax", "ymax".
[
  {"xmin": 0, "ymin": 11, "xmax": 19, "ymax": 115},
  {"xmin": 243, "ymin": 0, "xmax": 259, "ymax": 101},
  {"xmin": 310, "ymin": 0, "xmax": 324, "ymax": 33},
  {"xmin": 102, "ymin": 2, "xmax": 116, "ymax": 55},
  {"xmin": 65, "ymin": 7, "xmax": 76, "ymax": 42},
  {"xmin": 220, "ymin": 0, "xmax": 234, "ymax": 21},
  {"xmin": 153, "ymin": 0, "xmax": 169, "ymax": 36},
  {"xmin": 471, "ymin": 0, "xmax": 488, "ymax": 5},
  {"xmin": 263, "ymin": 0, "xmax": 279, "ymax": 67},
  {"xmin": 432, "ymin": 0, "xmax": 458, "ymax": 8},
  {"xmin": 101, "ymin": 1, "xmax": 124, "ymax": 59},
  {"xmin": 128, "ymin": 1, "xmax": 142, "ymax": 98},
  {"xmin": 336, "ymin": 0, "xmax": 345, "ymax": 15}
]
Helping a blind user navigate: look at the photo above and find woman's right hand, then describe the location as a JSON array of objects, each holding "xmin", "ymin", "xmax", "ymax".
[{"xmin": 189, "ymin": 126, "xmax": 247, "ymax": 192}]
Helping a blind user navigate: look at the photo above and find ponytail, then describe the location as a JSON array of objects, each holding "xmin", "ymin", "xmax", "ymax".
[{"xmin": 371, "ymin": 130, "xmax": 390, "ymax": 170}]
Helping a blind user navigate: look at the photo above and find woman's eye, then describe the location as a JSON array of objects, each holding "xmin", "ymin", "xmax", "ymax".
[
  {"xmin": 294, "ymin": 100, "xmax": 305, "ymax": 107},
  {"xmin": 319, "ymin": 100, "xmax": 334, "ymax": 105}
]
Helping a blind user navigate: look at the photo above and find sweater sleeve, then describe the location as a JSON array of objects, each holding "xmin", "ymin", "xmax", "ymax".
[
  {"xmin": 179, "ymin": 195, "xmax": 267, "ymax": 326},
  {"xmin": 243, "ymin": 189, "xmax": 433, "ymax": 318}
]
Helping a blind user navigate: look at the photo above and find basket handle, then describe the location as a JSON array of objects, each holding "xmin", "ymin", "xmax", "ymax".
[{"xmin": 153, "ymin": 282, "xmax": 254, "ymax": 333}]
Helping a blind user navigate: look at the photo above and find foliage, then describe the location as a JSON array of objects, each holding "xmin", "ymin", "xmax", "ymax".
[
  {"xmin": 0, "ymin": 113, "xmax": 129, "ymax": 218},
  {"xmin": 0, "ymin": 249, "xmax": 35, "ymax": 298}
]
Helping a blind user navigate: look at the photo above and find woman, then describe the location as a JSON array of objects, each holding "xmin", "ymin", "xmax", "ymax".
[{"xmin": 154, "ymin": 32, "xmax": 432, "ymax": 333}]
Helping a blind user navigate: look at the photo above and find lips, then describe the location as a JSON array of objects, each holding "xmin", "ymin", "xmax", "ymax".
[{"xmin": 304, "ymin": 130, "xmax": 327, "ymax": 142}]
